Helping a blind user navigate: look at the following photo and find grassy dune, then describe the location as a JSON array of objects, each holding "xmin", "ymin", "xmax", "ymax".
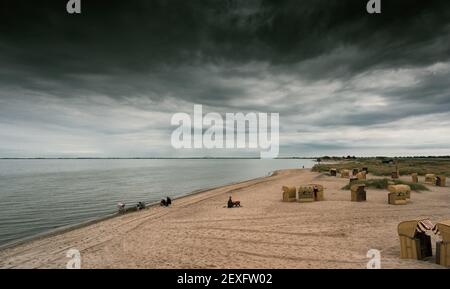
[{"xmin": 312, "ymin": 158, "xmax": 450, "ymax": 177}]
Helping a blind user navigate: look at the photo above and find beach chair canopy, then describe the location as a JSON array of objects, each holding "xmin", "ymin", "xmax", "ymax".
[
  {"xmin": 341, "ymin": 169, "xmax": 350, "ymax": 177},
  {"xmin": 282, "ymin": 186, "xmax": 296, "ymax": 194},
  {"xmin": 398, "ymin": 219, "xmax": 434, "ymax": 238},
  {"xmin": 297, "ymin": 186, "xmax": 315, "ymax": 202},
  {"xmin": 437, "ymin": 220, "xmax": 450, "ymax": 241},
  {"xmin": 425, "ymin": 174, "xmax": 436, "ymax": 181},
  {"xmin": 388, "ymin": 184, "xmax": 411, "ymax": 194},
  {"xmin": 356, "ymin": 171, "xmax": 366, "ymax": 180},
  {"xmin": 398, "ymin": 220, "xmax": 419, "ymax": 238},
  {"xmin": 298, "ymin": 186, "xmax": 314, "ymax": 195},
  {"xmin": 350, "ymin": 184, "xmax": 365, "ymax": 191},
  {"xmin": 307, "ymin": 184, "xmax": 324, "ymax": 191}
]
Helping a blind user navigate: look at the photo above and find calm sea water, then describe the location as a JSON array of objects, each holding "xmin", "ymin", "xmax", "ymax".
[{"xmin": 0, "ymin": 159, "xmax": 314, "ymax": 246}]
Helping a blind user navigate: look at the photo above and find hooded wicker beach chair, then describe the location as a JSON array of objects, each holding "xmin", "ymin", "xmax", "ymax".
[
  {"xmin": 356, "ymin": 171, "xmax": 366, "ymax": 180},
  {"xmin": 388, "ymin": 192, "xmax": 407, "ymax": 205},
  {"xmin": 350, "ymin": 184, "xmax": 366, "ymax": 202},
  {"xmin": 388, "ymin": 184, "xmax": 411, "ymax": 200},
  {"xmin": 308, "ymin": 184, "xmax": 324, "ymax": 201},
  {"xmin": 436, "ymin": 175, "xmax": 447, "ymax": 187},
  {"xmin": 340, "ymin": 169, "xmax": 350, "ymax": 178},
  {"xmin": 398, "ymin": 219, "xmax": 433, "ymax": 260}
]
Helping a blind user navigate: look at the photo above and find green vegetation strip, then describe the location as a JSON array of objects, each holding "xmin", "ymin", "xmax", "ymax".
[
  {"xmin": 341, "ymin": 178, "xmax": 428, "ymax": 191},
  {"xmin": 312, "ymin": 158, "xmax": 450, "ymax": 177}
]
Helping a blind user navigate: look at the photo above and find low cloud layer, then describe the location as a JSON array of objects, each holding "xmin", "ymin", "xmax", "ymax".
[{"xmin": 1, "ymin": 0, "xmax": 450, "ymax": 157}]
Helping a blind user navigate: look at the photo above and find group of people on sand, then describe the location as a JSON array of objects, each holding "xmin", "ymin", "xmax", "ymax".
[
  {"xmin": 119, "ymin": 195, "xmax": 238, "ymax": 212},
  {"xmin": 160, "ymin": 197, "xmax": 172, "ymax": 207},
  {"xmin": 117, "ymin": 196, "xmax": 172, "ymax": 213}
]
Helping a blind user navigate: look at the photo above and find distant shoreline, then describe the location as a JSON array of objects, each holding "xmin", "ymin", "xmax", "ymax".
[
  {"xmin": 0, "ymin": 157, "xmax": 317, "ymax": 160},
  {"xmin": 2, "ymin": 156, "xmax": 450, "ymax": 160}
]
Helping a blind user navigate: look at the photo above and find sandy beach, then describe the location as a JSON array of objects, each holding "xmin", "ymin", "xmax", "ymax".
[{"xmin": 0, "ymin": 169, "xmax": 449, "ymax": 269}]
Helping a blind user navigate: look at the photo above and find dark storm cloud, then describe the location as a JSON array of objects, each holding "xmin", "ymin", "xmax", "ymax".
[
  {"xmin": 1, "ymin": 0, "xmax": 450, "ymax": 96},
  {"xmin": 1, "ymin": 0, "xmax": 450, "ymax": 157}
]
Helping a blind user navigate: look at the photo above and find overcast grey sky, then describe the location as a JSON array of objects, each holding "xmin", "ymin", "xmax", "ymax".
[{"xmin": 1, "ymin": 0, "xmax": 450, "ymax": 157}]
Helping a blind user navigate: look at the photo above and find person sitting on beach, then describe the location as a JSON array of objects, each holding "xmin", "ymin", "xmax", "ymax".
[
  {"xmin": 227, "ymin": 196, "xmax": 241, "ymax": 208},
  {"xmin": 117, "ymin": 202, "xmax": 125, "ymax": 213},
  {"xmin": 160, "ymin": 197, "xmax": 172, "ymax": 207},
  {"xmin": 137, "ymin": 202, "xmax": 145, "ymax": 210},
  {"xmin": 227, "ymin": 196, "xmax": 234, "ymax": 208}
]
